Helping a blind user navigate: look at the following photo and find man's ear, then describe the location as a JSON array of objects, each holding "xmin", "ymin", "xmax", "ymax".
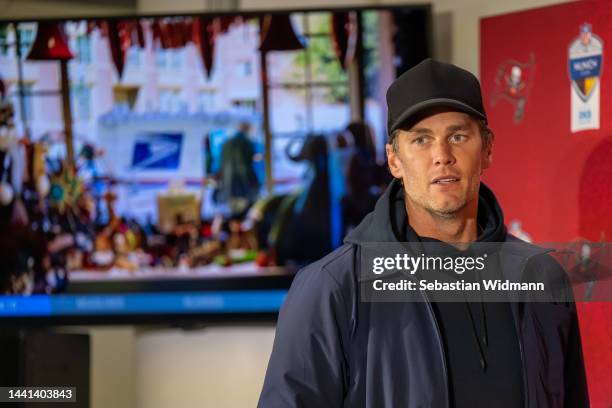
[
  {"xmin": 482, "ymin": 144, "xmax": 493, "ymax": 170},
  {"xmin": 386, "ymin": 143, "xmax": 403, "ymax": 178}
]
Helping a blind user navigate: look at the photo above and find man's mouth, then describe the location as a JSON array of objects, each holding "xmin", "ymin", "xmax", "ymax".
[{"xmin": 432, "ymin": 176, "xmax": 460, "ymax": 184}]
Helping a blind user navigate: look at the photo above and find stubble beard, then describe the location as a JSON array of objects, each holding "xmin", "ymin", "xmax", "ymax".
[
  {"xmin": 424, "ymin": 196, "xmax": 468, "ymax": 218},
  {"xmin": 404, "ymin": 187, "xmax": 469, "ymax": 219}
]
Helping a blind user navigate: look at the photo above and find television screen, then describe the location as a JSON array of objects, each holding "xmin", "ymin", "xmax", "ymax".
[{"xmin": 0, "ymin": 5, "xmax": 431, "ymax": 323}]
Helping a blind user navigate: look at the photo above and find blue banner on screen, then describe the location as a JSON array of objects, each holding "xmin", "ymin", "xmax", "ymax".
[
  {"xmin": 0, "ymin": 290, "xmax": 287, "ymax": 317},
  {"xmin": 131, "ymin": 132, "xmax": 183, "ymax": 169}
]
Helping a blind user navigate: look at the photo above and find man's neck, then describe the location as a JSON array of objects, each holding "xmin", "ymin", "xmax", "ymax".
[{"xmin": 405, "ymin": 199, "xmax": 479, "ymax": 244}]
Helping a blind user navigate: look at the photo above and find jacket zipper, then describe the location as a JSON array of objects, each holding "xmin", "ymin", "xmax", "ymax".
[
  {"xmin": 499, "ymin": 251, "xmax": 537, "ymax": 408},
  {"xmin": 416, "ymin": 253, "xmax": 534, "ymax": 408},
  {"xmin": 514, "ymin": 257, "xmax": 532, "ymax": 408},
  {"xmin": 419, "ymin": 287, "xmax": 450, "ymax": 408},
  {"xmin": 517, "ymin": 325, "xmax": 529, "ymax": 408}
]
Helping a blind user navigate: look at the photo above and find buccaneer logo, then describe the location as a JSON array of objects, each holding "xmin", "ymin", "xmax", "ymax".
[
  {"xmin": 569, "ymin": 23, "xmax": 603, "ymax": 132},
  {"xmin": 491, "ymin": 54, "xmax": 535, "ymax": 123}
]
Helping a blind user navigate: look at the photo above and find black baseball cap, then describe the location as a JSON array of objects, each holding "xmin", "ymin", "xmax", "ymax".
[{"xmin": 386, "ymin": 58, "xmax": 487, "ymax": 135}]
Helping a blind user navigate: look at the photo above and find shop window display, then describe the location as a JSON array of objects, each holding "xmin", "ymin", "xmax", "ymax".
[{"xmin": 0, "ymin": 6, "xmax": 430, "ymax": 321}]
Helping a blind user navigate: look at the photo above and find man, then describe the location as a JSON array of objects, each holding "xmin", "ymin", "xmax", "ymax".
[
  {"xmin": 215, "ymin": 122, "xmax": 260, "ymax": 217},
  {"xmin": 258, "ymin": 59, "xmax": 589, "ymax": 407}
]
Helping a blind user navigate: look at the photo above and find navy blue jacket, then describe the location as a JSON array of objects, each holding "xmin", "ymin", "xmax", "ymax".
[{"xmin": 258, "ymin": 180, "xmax": 589, "ymax": 407}]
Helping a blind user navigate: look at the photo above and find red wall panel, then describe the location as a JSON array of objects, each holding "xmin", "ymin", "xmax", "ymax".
[{"xmin": 481, "ymin": 1, "xmax": 612, "ymax": 406}]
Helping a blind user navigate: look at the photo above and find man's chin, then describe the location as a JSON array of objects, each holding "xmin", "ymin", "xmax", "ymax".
[{"xmin": 426, "ymin": 201, "xmax": 466, "ymax": 217}]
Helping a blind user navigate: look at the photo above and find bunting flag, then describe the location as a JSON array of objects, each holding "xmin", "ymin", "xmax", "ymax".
[
  {"xmin": 165, "ymin": 20, "xmax": 180, "ymax": 48},
  {"xmin": 330, "ymin": 11, "xmax": 358, "ymax": 70},
  {"xmin": 151, "ymin": 20, "xmax": 166, "ymax": 49},
  {"xmin": 219, "ymin": 16, "xmax": 237, "ymax": 32},
  {"xmin": 194, "ymin": 16, "xmax": 218, "ymax": 78},
  {"xmin": 88, "ymin": 19, "xmax": 145, "ymax": 79},
  {"xmin": 259, "ymin": 14, "xmax": 304, "ymax": 53},
  {"xmin": 132, "ymin": 20, "xmax": 145, "ymax": 48},
  {"xmin": 151, "ymin": 18, "xmax": 196, "ymax": 50},
  {"xmin": 26, "ymin": 22, "xmax": 74, "ymax": 61},
  {"xmin": 176, "ymin": 18, "xmax": 192, "ymax": 48},
  {"xmin": 106, "ymin": 21, "xmax": 125, "ymax": 78},
  {"xmin": 91, "ymin": 16, "xmax": 244, "ymax": 80}
]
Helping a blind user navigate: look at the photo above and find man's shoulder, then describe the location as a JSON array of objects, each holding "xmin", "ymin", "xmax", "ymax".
[
  {"xmin": 504, "ymin": 234, "xmax": 564, "ymax": 270},
  {"xmin": 503, "ymin": 233, "xmax": 566, "ymax": 270},
  {"xmin": 291, "ymin": 244, "xmax": 358, "ymax": 294},
  {"xmin": 301, "ymin": 243, "xmax": 356, "ymax": 275},
  {"xmin": 504, "ymin": 234, "xmax": 552, "ymax": 257},
  {"xmin": 280, "ymin": 244, "xmax": 359, "ymax": 320},
  {"xmin": 504, "ymin": 235, "xmax": 574, "ymax": 302}
]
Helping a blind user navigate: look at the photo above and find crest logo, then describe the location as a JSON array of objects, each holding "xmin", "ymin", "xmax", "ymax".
[
  {"xmin": 569, "ymin": 24, "xmax": 603, "ymax": 101},
  {"xmin": 569, "ymin": 23, "xmax": 603, "ymax": 132}
]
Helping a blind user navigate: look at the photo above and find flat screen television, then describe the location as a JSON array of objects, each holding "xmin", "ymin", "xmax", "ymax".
[{"xmin": 0, "ymin": 4, "xmax": 431, "ymax": 324}]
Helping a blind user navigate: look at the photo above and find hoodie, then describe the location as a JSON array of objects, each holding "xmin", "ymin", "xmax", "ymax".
[
  {"xmin": 386, "ymin": 179, "xmax": 523, "ymax": 407},
  {"xmin": 259, "ymin": 179, "xmax": 589, "ymax": 408}
]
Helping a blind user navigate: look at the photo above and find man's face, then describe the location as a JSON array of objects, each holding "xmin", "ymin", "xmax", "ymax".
[{"xmin": 386, "ymin": 109, "xmax": 492, "ymax": 218}]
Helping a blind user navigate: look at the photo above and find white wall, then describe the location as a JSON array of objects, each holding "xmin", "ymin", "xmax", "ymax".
[
  {"xmin": 135, "ymin": 325, "xmax": 275, "ymax": 408},
  {"xmin": 63, "ymin": 324, "xmax": 275, "ymax": 408},
  {"xmin": 57, "ymin": 326, "xmax": 136, "ymax": 408},
  {"xmin": 90, "ymin": 327, "xmax": 136, "ymax": 408},
  {"xmin": 420, "ymin": 0, "xmax": 574, "ymax": 76}
]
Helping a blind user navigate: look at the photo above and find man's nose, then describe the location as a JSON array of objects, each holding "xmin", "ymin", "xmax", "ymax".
[{"xmin": 432, "ymin": 141, "xmax": 455, "ymax": 166}]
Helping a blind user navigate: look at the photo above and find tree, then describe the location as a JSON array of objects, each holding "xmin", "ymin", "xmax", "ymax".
[{"xmin": 286, "ymin": 14, "xmax": 348, "ymax": 103}]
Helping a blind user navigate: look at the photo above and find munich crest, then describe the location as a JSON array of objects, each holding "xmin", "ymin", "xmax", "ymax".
[{"xmin": 569, "ymin": 23, "xmax": 603, "ymax": 102}]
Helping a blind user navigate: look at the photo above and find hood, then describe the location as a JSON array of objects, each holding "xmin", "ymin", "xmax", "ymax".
[
  {"xmin": 344, "ymin": 178, "xmax": 555, "ymax": 376},
  {"xmin": 344, "ymin": 178, "xmax": 509, "ymax": 375},
  {"xmin": 344, "ymin": 178, "xmax": 507, "ymax": 245}
]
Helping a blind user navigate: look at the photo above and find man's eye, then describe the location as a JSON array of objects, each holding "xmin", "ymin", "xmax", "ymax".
[
  {"xmin": 412, "ymin": 137, "xmax": 426, "ymax": 145},
  {"xmin": 450, "ymin": 134, "xmax": 466, "ymax": 143}
]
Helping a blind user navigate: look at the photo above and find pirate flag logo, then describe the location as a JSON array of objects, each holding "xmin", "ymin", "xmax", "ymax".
[
  {"xmin": 568, "ymin": 23, "xmax": 603, "ymax": 132},
  {"xmin": 491, "ymin": 54, "xmax": 535, "ymax": 123}
]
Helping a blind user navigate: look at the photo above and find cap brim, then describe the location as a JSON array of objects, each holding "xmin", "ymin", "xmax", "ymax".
[{"xmin": 389, "ymin": 98, "xmax": 486, "ymax": 134}]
